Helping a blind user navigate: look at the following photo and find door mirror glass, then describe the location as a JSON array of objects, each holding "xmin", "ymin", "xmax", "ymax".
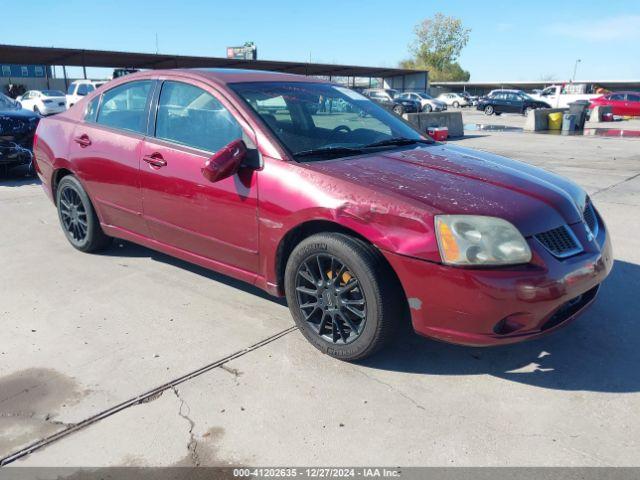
[{"xmin": 202, "ymin": 139, "xmax": 247, "ymax": 182}]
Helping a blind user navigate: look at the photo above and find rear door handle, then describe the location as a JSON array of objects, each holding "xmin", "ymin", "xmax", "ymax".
[
  {"xmin": 74, "ymin": 134, "xmax": 91, "ymax": 147},
  {"xmin": 143, "ymin": 153, "xmax": 167, "ymax": 168}
]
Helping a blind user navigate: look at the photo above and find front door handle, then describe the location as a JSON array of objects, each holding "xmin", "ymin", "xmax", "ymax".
[
  {"xmin": 74, "ymin": 134, "xmax": 91, "ymax": 147},
  {"xmin": 143, "ymin": 153, "xmax": 167, "ymax": 168}
]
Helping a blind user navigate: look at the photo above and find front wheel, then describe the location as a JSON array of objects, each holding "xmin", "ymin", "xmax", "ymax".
[
  {"xmin": 422, "ymin": 104, "xmax": 432, "ymax": 113},
  {"xmin": 484, "ymin": 105, "xmax": 494, "ymax": 115},
  {"xmin": 56, "ymin": 175, "xmax": 112, "ymax": 252},
  {"xmin": 524, "ymin": 106, "xmax": 534, "ymax": 116},
  {"xmin": 452, "ymin": 101, "xmax": 460, "ymax": 108},
  {"xmin": 392, "ymin": 105, "xmax": 405, "ymax": 116},
  {"xmin": 284, "ymin": 233, "xmax": 402, "ymax": 361}
]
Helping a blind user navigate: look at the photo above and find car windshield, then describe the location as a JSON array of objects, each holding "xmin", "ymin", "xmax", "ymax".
[
  {"xmin": 231, "ymin": 82, "xmax": 429, "ymax": 161},
  {"xmin": 0, "ymin": 93, "xmax": 18, "ymax": 109},
  {"xmin": 417, "ymin": 93, "xmax": 433, "ymax": 99},
  {"xmin": 41, "ymin": 90, "xmax": 65, "ymax": 97}
]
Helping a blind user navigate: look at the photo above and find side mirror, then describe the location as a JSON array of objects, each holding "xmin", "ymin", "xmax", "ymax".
[{"xmin": 201, "ymin": 139, "xmax": 247, "ymax": 183}]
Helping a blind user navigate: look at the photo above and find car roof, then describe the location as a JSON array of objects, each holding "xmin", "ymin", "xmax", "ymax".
[{"xmin": 110, "ymin": 68, "xmax": 329, "ymax": 86}]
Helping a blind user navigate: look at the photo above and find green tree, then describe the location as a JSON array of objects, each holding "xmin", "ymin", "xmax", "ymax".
[{"xmin": 400, "ymin": 13, "xmax": 471, "ymax": 81}]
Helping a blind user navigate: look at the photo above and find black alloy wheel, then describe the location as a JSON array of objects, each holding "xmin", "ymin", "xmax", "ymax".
[
  {"xmin": 59, "ymin": 185, "xmax": 88, "ymax": 245},
  {"xmin": 295, "ymin": 253, "xmax": 366, "ymax": 345},
  {"xmin": 284, "ymin": 233, "xmax": 403, "ymax": 361},
  {"xmin": 56, "ymin": 175, "xmax": 112, "ymax": 252}
]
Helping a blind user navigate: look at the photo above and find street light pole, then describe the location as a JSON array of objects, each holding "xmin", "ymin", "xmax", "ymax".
[{"xmin": 572, "ymin": 59, "xmax": 581, "ymax": 82}]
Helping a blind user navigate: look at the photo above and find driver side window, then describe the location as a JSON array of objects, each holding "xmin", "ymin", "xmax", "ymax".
[{"xmin": 155, "ymin": 81, "xmax": 243, "ymax": 153}]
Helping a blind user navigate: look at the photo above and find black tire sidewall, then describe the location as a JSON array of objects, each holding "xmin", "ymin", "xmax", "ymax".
[
  {"xmin": 485, "ymin": 105, "xmax": 494, "ymax": 115},
  {"xmin": 284, "ymin": 234, "xmax": 387, "ymax": 361},
  {"xmin": 423, "ymin": 104, "xmax": 432, "ymax": 113},
  {"xmin": 393, "ymin": 105, "xmax": 404, "ymax": 115}
]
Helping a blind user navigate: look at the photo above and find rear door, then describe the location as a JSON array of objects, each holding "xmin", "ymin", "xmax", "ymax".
[
  {"xmin": 69, "ymin": 80, "xmax": 155, "ymax": 236},
  {"xmin": 492, "ymin": 93, "xmax": 508, "ymax": 113},
  {"xmin": 140, "ymin": 79, "xmax": 259, "ymax": 273}
]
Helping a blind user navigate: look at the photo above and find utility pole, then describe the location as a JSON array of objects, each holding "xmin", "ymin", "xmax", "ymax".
[
  {"xmin": 155, "ymin": 33, "xmax": 159, "ymax": 54},
  {"xmin": 572, "ymin": 59, "xmax": 581, "ymax": 82}
]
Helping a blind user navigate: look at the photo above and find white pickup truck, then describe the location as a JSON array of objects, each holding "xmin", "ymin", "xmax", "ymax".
[{"xmin": 529, "ymin": 84, "xmax": 600, "ymax": 108}]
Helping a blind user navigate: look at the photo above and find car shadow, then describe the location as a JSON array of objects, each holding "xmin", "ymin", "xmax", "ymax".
[
  {"xmin": 360, "ymin": 259, "xmax": 640, "ymax": 393},
  {"xmin": 104, "ymin": 239, "xmax": 286, "ymax": 305},
  {"xmin": 101, "ymin": 239, "xmax": 639, "ymax": 393}
]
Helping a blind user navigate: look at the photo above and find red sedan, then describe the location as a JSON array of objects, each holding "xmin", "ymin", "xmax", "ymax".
[
  {"xmin": 589, "ymin": 91, "xmax": 640, "ymax": 116},
  {"xmin": 33, "ymin": 69, "xmax": 613, "ymax": 360}
]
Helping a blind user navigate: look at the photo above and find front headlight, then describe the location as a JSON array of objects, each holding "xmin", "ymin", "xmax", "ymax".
[{"xmin": 435, "ymin": 215, "xmax": 532, "ymax": 266}]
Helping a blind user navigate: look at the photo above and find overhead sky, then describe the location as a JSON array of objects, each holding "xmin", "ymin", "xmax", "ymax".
[{"xmin": 2, "ymin": 0, "xmax": 639, "ymax": 81}]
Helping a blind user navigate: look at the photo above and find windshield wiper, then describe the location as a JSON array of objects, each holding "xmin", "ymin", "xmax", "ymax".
[
  {"xmin": 294, "ymin": 146, "xmax": 364, "ymax": 159},
  {"xmin": 362, "ymin": 137, "xmax": 433, "ymax": 149}
]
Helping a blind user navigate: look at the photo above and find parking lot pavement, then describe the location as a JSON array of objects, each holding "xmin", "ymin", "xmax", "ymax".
[{"xmin": 2, "ymin": 130, "xmax": 640, "ymax": 466}]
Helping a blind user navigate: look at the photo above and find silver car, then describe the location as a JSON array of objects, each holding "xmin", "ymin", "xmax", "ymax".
[{"xmin": 397, "ymin": 92, "xmax": 447, "ymax": 112}]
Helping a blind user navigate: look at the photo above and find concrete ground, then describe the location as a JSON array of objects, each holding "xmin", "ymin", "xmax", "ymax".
[{"xmin": 1, "ymin": 124, "xmax": 639, "ymax": 467}]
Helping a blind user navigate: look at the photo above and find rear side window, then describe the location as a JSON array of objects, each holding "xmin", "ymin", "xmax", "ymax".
[
  {"xmin": 155, "ymin": 81, "xmax": 242, "ymax": 153},
  {"xmin": 609, "ymin": 93, "xmax": 625, "ymax": 101},
  {"xmin": 626, "ymin": 93, "xmax": 640, "ymax": 102},
  {"xmin": 84, "ymin": 96, "xmax": 100, "ymax": 122},
  {"xmin": 97, "ymin": 81, "xmax": 152, "ymax": 134}
]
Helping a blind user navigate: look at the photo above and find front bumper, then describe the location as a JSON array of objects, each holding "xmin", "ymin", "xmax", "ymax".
[
  {"xmin": 0, "ymin": 141, "xmax": 33, "ymax": 167},
  {"xmin": 383, "ymin": 221, "xmax": 613, "ymax": 346}
]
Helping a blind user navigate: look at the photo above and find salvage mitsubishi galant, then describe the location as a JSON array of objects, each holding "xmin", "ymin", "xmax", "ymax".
[{"xmin": 33, "ymin": 69, "xmax": 613, "ymax": 360}]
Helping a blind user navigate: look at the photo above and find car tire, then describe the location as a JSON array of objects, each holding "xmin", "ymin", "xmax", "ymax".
[
  {"xmin": 422, "ymin": 104, "xmax": 432, "ymax": 113},
  {"xmin": 33, "ymin": 106, "xmax": 40, "ymax": 115},
  {"xmin": 392, "ymin": 105, "xmax": 405, "ymax": 116},
  {"xmin": 453, "ymin": 101, "xmax": 460, "ymax": 108},
  {"xmin": 56, "ymin": 175, "xmax": 112, "ymax": 253},
  {"xmin": 284, "ymin": 233, "xmax": 403, "ymax": 361},
  {"xmin": 484, "ymin": 105, "xmax": 494, "ymax": 115},
  {"xmin": 524, "ymin": 106, "xmax": 534, "ymax": 116}
]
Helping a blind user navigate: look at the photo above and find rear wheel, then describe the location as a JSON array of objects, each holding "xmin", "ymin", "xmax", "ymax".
[
  {"xmin": 484, "ymin": 105, "xmax": 494, "ymax": 115},
  {"xmin": 524, "ymin": 106, "xmax": 534, "ymax": 116},
  {"xmin": 453, "ymin": 101, "xmax": 460, "ymax": 108},
  {"xmin": 284, "ymin": 233, "xmax": 402, "ymax": 361},
  {"xmin": 56, "ymin": 175, "xmax": 111, "ymax": 252}
]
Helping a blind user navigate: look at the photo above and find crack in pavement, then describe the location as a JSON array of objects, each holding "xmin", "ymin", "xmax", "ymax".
[
  {"xmin": 0, "ymin": 412, "xmax": 75, "ymax": 429},
  {"xmin": 0, "ymin": 325, "xmax": 299, "ymax": 466},
  {"xmin": 350, "ymin": 367, "xmax": 426, "ymax": 411},
  {"xmin": 172, "ymin": 387, "xmax": 200, "ymax": 466},
  {"xmin": 591, "ymin": 171, "xmax": 640, "ymax": 197}
]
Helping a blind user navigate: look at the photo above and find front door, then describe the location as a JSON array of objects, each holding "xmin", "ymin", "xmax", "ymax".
[
  {"xmin": 68, "ymin": 80, "xmax": 155, "ymax": 236},
  {"xmin": 140, "ymin": 80, "xmax": 259, "ymax": 273}
]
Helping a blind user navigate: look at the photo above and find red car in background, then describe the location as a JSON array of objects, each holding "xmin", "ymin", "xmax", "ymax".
[
  {"xmin": 589, "ymin": 91, "xmax": 640, "ymax": 116},
  {"xmin": 33, "ymin": 69, "xmax": 613, "ymax": 360}
]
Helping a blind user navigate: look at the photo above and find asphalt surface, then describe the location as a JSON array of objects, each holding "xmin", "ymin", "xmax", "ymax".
[{"xmin": 1, "ymin": 117, "xmax": 639, "ymax": 466}]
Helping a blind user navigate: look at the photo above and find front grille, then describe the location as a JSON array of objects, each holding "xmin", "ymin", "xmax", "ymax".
[
  {"xmin": 583, "ymin": 201, "xmax": 598, "ymax": 236},
  {"xmin": 535, "ymin": 225, "xmax": 583, "ymax": 258}
]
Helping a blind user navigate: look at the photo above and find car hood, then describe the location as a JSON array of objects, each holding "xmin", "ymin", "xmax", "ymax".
[
  {"xmin": 302, "ymin": 144, "xmax": 587, "ymax": 237},
  {"xmin": 0, "ymin": 107, "xmax": 39, "ymax": 119}
]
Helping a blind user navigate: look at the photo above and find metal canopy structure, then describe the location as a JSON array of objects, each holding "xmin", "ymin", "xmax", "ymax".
[{"xmin": 0, "ymin": 44, "xmax": 423, "ymax": 79}]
